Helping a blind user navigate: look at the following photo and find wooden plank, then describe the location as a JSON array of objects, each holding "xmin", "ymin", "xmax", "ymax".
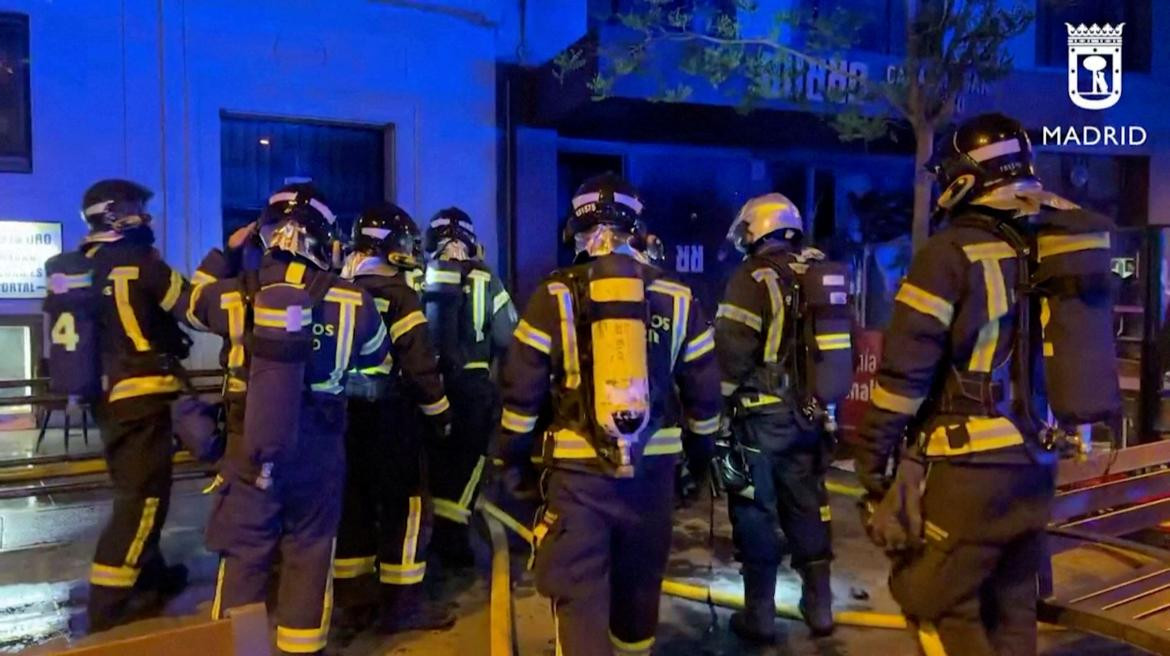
[
  {"xmin": 59, "ymin": 619, "xmax": 236, "ymax": 656},
  {"xmin": 1052, "ymin": 469, "xmax": 1170, "ymax": 522},
  {"xmin": 1061, "ymin": 497, "xmax": 1170, "ymax": 537},
  {"xmin": 1058, "ymin": 441, "xmax": 1170, "ymax": 487}
]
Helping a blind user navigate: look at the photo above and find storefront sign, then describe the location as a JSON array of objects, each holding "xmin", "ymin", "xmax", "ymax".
[
  {"xmin": 838, "ymin": 329, "xmax": 883, "ymax": 447},
  {"xmin": 0, "ymin": 221, "xmax": 62, "ymax": 299}
]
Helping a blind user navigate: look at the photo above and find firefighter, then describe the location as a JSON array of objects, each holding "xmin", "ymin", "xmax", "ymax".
[
  {"xmin": 493, "ymin": 174, "xmax": 721, "ymax": 656},
  {"xmin": 420, "ymin": 207, "xmax": 516, "ymax": 565},
  {"xmin": 855, "ymin": 113, "xmax": 1104, "ymax": 655},
  {"xmin": 182, "ymin": 184, "xmax": 388, "ymax": 656},
  {"xmin": 715, "ymin": 193, "xmax": 847, "ymax": 642},
  {"xmin": 332, "ymin": 203, "xmax": 455, "ymax": 635},
  {"xmin": 45, "ymin": 180, "xmax": 190, "ymax": 632}
]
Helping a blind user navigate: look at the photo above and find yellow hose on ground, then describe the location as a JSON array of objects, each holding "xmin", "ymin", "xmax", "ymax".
[
  {"xmin": 660, "ymin": 579, "xmax": 907, "ymax": 630},
  {"xmin": 478, "ymin": 498, "xmax": 517, "ymax": 656}
]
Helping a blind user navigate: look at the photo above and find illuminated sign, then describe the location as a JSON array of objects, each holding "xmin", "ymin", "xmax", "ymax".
[{"xmin": 0, "ymin": 221, "xmax": 63, "ymax": 299}]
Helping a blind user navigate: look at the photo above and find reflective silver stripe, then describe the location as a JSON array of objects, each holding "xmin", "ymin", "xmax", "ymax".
[
  {"xmin": 469, "ymin": 270, "xmax": 490, "ymax": 341},
  {"xmin": 751, "ymin": 268, "xmax": 784, "ymax": 363},
  {"xmin": 895, "ymin": 283, "xmax": 954, "ymax": 326},
  {"xmin": 871, "ymin": 383, "xmax": 924, "ymax": 416},
  {"xmin": 716, "ymin": 303, "xmax": 763, "ymax": 331},
  {"xmin": 502, "ymin": 408, "xmax": 538, "ymax": 433},
  {"xmin": 267, "ymin": 191, "xmax": 336, "ymax": 224},
  {"xmin": 682, "ymin": 327, "xmax": 715, "ymax": 362},
  {"xmin": 425, "ymin": 267, "xmax": 461, "ymax": 285},
  {"xmin": 514, "ymin": 319, "xmax": 553, "ymax": 354},
  {"xmin": 548, "ymin": 282, "xmax": 580, "ymax": 389},
  {"xmin": 967, "ymin": 138, "xmax": 1020, "ymax": 163}
]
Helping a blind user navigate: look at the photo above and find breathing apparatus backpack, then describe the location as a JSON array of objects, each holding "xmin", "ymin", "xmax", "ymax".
[
  {"xmin": 1032, "ymin": 209, "xmax": 1120, "ymax": 427},
  {"xmin": 241, "ymin": 268, "xmax": 335, "ymax": 487},
  {"xmin": 44, "ymin": 251, "xmax": 103, "ymax": 401},
  {"xmin": 560, "ymin": 254, "xmax": 653, "ymax": 478}
]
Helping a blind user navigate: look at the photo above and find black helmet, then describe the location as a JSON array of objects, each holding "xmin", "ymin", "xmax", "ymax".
[
  {"xmin": 928, "ymin": 113, "xmax": 1038, "ymax": 212},
  {"xmin": 352, "ymin": 203, "xmax": 422, "ymax": 270},
  {"xmin": 424, "ymin": 207, "xmax": 478, "ymax": 258},
  {"xmin": 257, "ymin": 183, "xmax": 337, "ymax": 270},
  {"xmin": 562, "ymin": 173, "xmax": 646, "ymax": 244},
  {"xmin": 81, "ymin": 179, "xmax": 153, "ymax": 235}
]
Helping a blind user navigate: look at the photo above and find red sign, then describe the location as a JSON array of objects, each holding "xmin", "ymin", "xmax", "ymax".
[{"xmin": 838, "ymin": 330, "xmax": 883, "ymax": 446}]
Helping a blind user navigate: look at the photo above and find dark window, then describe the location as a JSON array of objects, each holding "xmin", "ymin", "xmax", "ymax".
[
  {"xmin": 0, "ymin": 13, "xmax": 31, "ymax": 173},
  {"xmin": 1036, "ymin": 0, "xmax": 1150, "ymax": 72},
  {"xmin": 220, "ymin": 114, "xmax": 389, "ymax": 243},
  {"xmin": 798, "ymin": 0, "xmax": 907, "ymax": 55}
]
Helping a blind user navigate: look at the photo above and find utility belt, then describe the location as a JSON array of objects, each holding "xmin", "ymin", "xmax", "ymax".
[
  {"xmin": 935, "ymin": 369, "xmax": 1006, "ymax": 417},
  {"xmin": 540, "ymin": 425, "xmax": 684, "ymax": 478}
]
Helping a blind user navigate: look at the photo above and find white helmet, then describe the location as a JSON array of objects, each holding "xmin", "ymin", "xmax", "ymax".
[{"xmin": 727, "ymin": 193, "xmax": 803, "ymax": 254}]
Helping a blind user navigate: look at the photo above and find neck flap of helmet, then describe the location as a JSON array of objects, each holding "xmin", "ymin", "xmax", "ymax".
[
  {"xmin": 574, "ymin": 225, "xmax": 649, "ymax": 263},
  {"xmin": 435, "ymin": 238, "xmax": 472, "ymax": 262},
  {"xmin": 265, "ymin": 221, "xmax": 331, "ymax": 270},
  {"xmin": 341, "ymin": 251, "xmax": 399, "ymax": 280}
]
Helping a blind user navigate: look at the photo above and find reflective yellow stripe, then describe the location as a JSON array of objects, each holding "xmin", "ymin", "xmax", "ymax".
[
  {"xmin": 159, "ymin": 269, "xmax": 183, "ymax": 311},
  {"xmin": 502, "ymin": 407, "xmax": 539, "ymax": 433},
  {"xmin": 814, "ymin": 333, "xmax": 851, "ymax": 351},
  {"xmin": 390, "ymin": 310, "xmax": 427, "ymax": 341},
  {"xmin": 820, "ymin": 505, "xmax": 832, "ymax": 522},
  {"xmin": 493, "ymin": 289, "xmax": 511, "ymax": 314},
  {"xmin": 895, "ymin": 282, "xmax": 954, "ymax": 326},
  {"xmin": 459, "ymin": 457, "xmax": 486, "ymax": 508},
  {"xmin": 687, "ymin": 415, "xmax": 721, "ymax": 435},
  {"xmin": 359, "ymin": 351, "xmax": 395, "ymax": 376},
  {"xmin": 109, "ymin": 266, "xmax": 150, "ymax": 351},
  {"xmin": 124, "ymin": 497, "xmax": 160, "ymax": 566},
  {"xmin": 924, "ymin": 521, "xmax": 950, "ymax": 542},
  {"xmin": 285, "ymin": 261, "xmax": 307, "ymax": 284},
  {"xmin": 332, "ymin": 556, "xmax": 376, "ymax": 579},
  {"xmin": 227, "ymin": 377, "xmax": 247, "ymax": 393},
  {"xmin": 514, "ymin": 319, "xmax": 553, "ymax": 354},
  {"xmin": 405, "ymin": 269, "xmax": 423, "ymax": 292},
  {"xmin": 1041, "ymin": 297, "xmax": 1054, "ymax": 357},
  {"xmin": 221, "ymin": 292, "xmax": 245, "ymax": 369},
  {"xmin": 360, "ymin": 320, "xmax": 388, "ymax": 355},
  {"xmin": 425, "ymin": 267, "xmax": 462, "ymax": 285},
  {"xmin": 434, "ymin": 497, "xmax": 471, "ymax": 524},
  {"xmin": 917, "ymin": 621, "xmax": 949, "ymax": 656},
  {"xmin": 648, "ymin": 279, "xmax": 690, "ymax": 297},
  {"xmin": 379, "ymin": 561, "xmax": 426, "ymax": 585},
  {"xmin": 740, "ymin": 393, "xmax": 782, "ymax": 408},
  {"xmin": 871, "ymin": 383, "xmax": 924, "ymax": 416},
  {"xmin": 548, "ymin": 283, "xmax": 581, "ymax": 389},
  {"xmin": 192, "ymin": 270, "xmax": 216, "ymax": 286},
  {"xmin": 716, "ymin": 303, "xmax": 763, "ymax": 331},
  {"xmin": 551, "ymin": 430, "xmax": 599, "ymax": 459},
  {"xmin": 374, "ymin": 297, "xmax": 390, "ymax": 313},
  {"xmin": 683, "ymin": 327, "xmax": 715, "ymax": 363},
  {"xmin": 1037, "ymin": 232, "xmax": 1110, "ymax": 260},
  {"xmin": 211, "ymin": 558, "xmax": 226, "ymax": 619},
  {"xmin": 420, "ymin": 395, "xmax": 450, "ymax": 416},
  {"xmin": 610, "ymin": 632, "xmax": 655, "ymax": 655},
  {"xmin": 107, "ymin": 375, "xmax": 182, "ymax": 402},
  {"xmin": 590, "ymin": 277, "xmax": 645, "ymax": 302},
  {"xmin": 275, "ymin": 539, "xmax": 334, "ymax": 653},
  {"xmin": 961, "ymin": 242, "xmax": 1016, "ymax": 261},
  {"xmin": 751, "ymin": 268, "xmax": 784, "ymax": 363},
  {"xmin": 464, "ymin": 361, "xmax": 490, "ymax": 370},
  {"xmin": 923, "ymin": 417, "xmax": 1025, "ymax": 457},
  {"xmin": 649, "ymin": 280, "xmax": 692, "ymax": 365},
  {"xmin": 721, "ymin": 381, "xmax": 739, "ymax": 397},
  {"xmin": 321, "ymin": 292, "xmax": 362, "ymax": 394},
  {"xmin": 470, "ymin": 270, "xmax": 490, "ymax": 341},
  {"xmin": 402, "ymin": 496, "xmax": 422, "ymax": 566},
  {"xmin": 969, "ymin": 258, "xmax": 1009, "ymax": 373},
  {"xmin": 186, "ymin": 280, "xmax": 210, "ymax": 331},
  {"xmin": 254, "ymin": 306, "xmax": 313, "ymax": 330},
  {"xmin": 644, "ymin": 429, "xmax": 683, "ymax": 455},
  {"xmin": 90, "ymin": 563, "xmax": 139, "ymax": 588}
]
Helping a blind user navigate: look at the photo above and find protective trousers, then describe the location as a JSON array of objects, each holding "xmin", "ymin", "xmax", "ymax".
[
  {"xmin": 208, "ymin": 396, "xmax": 347, "ymax": 655},
  {"xmin": 428, "ymin": 371, "xmax": 497, "ymax": 559},
  {"xmin": 533, "ymin": 460, "xmax": 675, "ymax": 656},
  {"xmin": 88, "ymin": 394, "xmax": 175, "ymax": 631},
  {"xmin": 889, "ymin": 460, "xmax": 1054, "ymax": 656},
  {"xmin": 335, "ymin": 392, "xmax": 432, "ymax": 598},
  {"xmin": 727, "ymin": 413, "xmax": 832, "ymax": 570}
]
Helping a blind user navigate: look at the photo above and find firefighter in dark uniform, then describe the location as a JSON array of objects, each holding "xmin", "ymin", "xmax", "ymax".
[
  {"xmin": 493, "ymin": 174, "xmax": 721, "ymax": 656},
  {"xmin": 332, "ymin": 203, "xmax": 455, "ymax": 634},
  {"xmin": 856, "ymin": 114, "xmax": 1066, "ymax": 655},
  {"xmin": 181, "ymin": 185, "xmax": 389, "ymax": 656},
  {"xmin": 47, "ymin": 180, "xmax": 190, "ymax": 632},
  {"xmin": 421, "ymin": 207, "xmax": 516, "ymax": 564},
  {"xmin": 715, "ymin": 193, "xmax": 836, "ymax": 642}
]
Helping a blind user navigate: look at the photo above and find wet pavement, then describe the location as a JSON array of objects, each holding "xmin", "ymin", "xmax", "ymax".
[{"xmin": 0, "ymin": 467, "xmax": 1152, "ymax": 655}]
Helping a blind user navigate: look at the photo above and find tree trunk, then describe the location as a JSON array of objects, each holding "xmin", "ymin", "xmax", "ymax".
[{"xmin": 911, "ymin": 123, "xmax": 934, "ymax": 252}]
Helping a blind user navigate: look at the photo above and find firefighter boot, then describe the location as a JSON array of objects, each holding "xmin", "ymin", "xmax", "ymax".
[
  {"xmin": 376, "ymin": 584, "xmax": 456, "ymax": 634},
  {"xmin": 729, "ymin": 565, "xmax": 777, "ymax": 644},
  {"xmin": 799, "ymin": 560, "xmax": 835, "ymax": 637}
]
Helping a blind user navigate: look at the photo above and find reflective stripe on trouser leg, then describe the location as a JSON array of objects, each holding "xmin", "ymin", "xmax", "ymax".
[
  {"xmin": 211, "ymin": 558, "xmax": 226, "ymax": 620},
  {"xmin": 610, "ymin": 632, "xmax": 654, "ymax": 655},
  {"xmin": 275, "ymin": 539, "xmax": 335, "ymax": 654},
  {"xmin": 917, "ymin": 621, "xmax": 949, "ymax": 656},
  {"xmin": 380, "ymin": 496, "xmax": 427, "ymax": 585}
]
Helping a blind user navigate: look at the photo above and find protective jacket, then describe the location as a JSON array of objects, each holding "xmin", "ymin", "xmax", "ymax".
[
  {"xmin": 857, "ymin": 211, "xmax": 1047, "ymax": 495},
  {"xmin": 348, "ymin": 270, "xmax": 450, "ymax": 423},
  {"xmin": 497, "ymin": 254, "xmax": 722, "ymax": 478},
  {"xmin": 45, "ymin": 240, "xmax": 190, "ymax": 403},
  {"xmin": 422, "ymin": 259, "xmax": 516, "ymax": 374}
]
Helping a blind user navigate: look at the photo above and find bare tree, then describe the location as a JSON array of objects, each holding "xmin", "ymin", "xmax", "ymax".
[{"xmin": 555, "ymin": 0, "xmax": 1034, "ymax": 250}]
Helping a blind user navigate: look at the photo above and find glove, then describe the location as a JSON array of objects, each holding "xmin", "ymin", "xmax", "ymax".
[{"xmin": 863, "ymin": 456, "xmax": 925, "ymax": 554}]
